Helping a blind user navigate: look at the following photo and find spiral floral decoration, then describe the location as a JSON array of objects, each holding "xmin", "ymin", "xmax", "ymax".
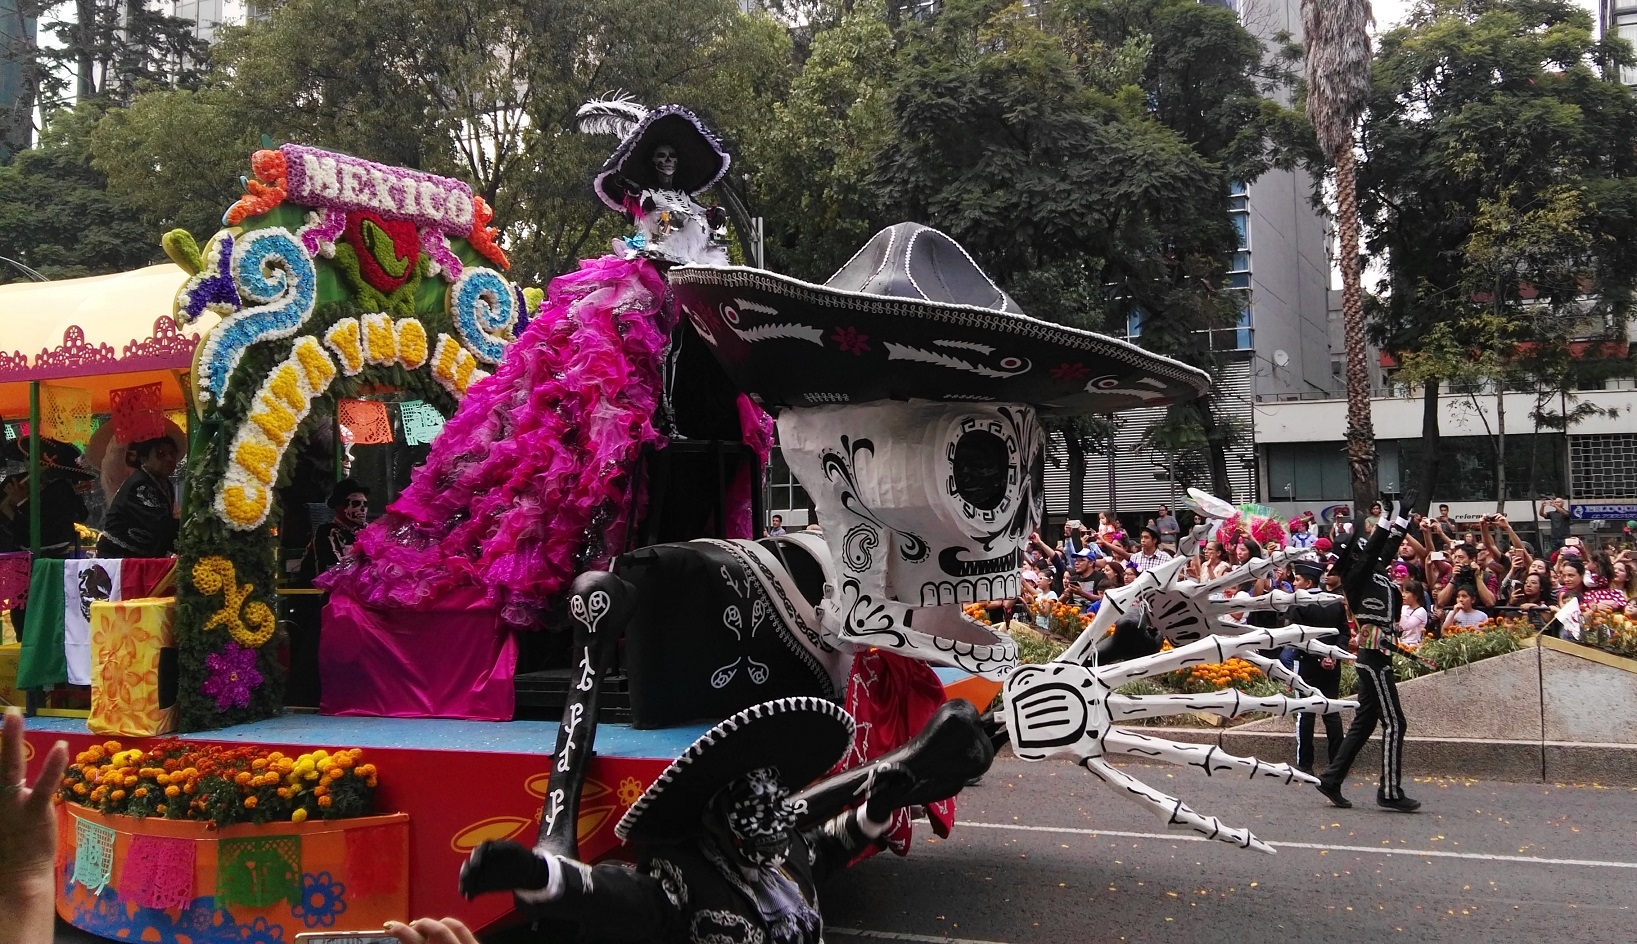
[
  {"xmin": 449, "ymin": 267, "xmax": 518, "ymax": 365},
  {"xmin": 195, "ymin": 227, "xmax": 318, "ymax": 401}
]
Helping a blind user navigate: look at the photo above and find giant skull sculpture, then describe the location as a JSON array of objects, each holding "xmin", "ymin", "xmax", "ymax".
[{"xmin": 777, "ymin": 400, "xmax": 1043, "ymax": 680}]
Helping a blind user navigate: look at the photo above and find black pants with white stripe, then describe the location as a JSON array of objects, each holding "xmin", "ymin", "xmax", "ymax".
[{"xmin": 1318, "ymin": 648, "xmax": 1407, "ymax": 800}]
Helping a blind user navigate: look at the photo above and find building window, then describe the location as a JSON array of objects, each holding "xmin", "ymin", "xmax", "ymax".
[
  {"xmin": 1619, "ymin": 14, "xmax": 1637, "ymax": 85},
  {"xmin": 1126, "ymin": 306, "xmax": 1147, "ymax": 340},
  {"xmin": 765, "ymin": 449, "xmax": 810, "ymax": 519}
]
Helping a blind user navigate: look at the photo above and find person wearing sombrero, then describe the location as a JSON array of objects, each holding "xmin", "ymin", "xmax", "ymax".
[
  {"xmin": 0, "ymin": 438, "xmax": 92, "ymax": 559},
  {"xmin": 94, "ymin": 436, "xmax": 181, "ymax": 559},
  {"xmin": 459, "ymin": 696, "xmax": 968, "ymax": 944}
]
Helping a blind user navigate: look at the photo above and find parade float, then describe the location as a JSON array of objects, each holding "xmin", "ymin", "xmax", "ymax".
[{"xmin": 17, "ymin": 101, "xmax": 1367, "ymax": 942}]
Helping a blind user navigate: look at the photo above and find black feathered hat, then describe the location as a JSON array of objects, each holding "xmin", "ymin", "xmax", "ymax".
[{"xmin": 590, "ymin": 104, "xmax": 732, "ymax": 213}]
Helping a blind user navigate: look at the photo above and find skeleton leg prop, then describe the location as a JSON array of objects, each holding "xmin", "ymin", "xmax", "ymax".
[
  {"xmin": 460, "ymin": 571, "xmax": 636, "ymax": 903},
  {"xmin": 534, "ymin": 571, "xmax": 637, "ymax": 857},
  {"xmin": 1080, "ymin": 756, "xmax": 1274, "ymax": 854}
]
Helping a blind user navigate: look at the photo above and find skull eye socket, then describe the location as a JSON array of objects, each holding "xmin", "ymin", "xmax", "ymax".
[{"xmin": 952, "ymin": 429, "xmax": 1010, "ymax": 511}]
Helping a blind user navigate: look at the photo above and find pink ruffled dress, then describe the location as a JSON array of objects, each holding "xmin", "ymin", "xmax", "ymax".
[{"xmin": 319, "ymin": 255, "xmax": 676, "ymax": 628}]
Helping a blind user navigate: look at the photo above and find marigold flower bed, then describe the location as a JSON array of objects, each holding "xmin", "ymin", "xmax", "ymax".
[{"xmin": 59, "ymin": 740, "xmax": 378, "ymax": 827}]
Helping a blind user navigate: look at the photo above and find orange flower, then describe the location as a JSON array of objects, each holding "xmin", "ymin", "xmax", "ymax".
[
  {"xmin": 244, "ymin": 796, "xmax": 258, "ymax": 809},
  {"xmin": 165, "ymin": 786, "xmax": 180, "ymax": 798},
  {"xmin": 317, "ymin": 796, "xmax": 332, "ymax": 808}
]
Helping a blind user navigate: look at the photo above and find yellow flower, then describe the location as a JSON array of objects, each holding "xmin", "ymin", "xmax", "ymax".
[{"xmin": 291, "ymin": 808, "xmax": 308, "ymax": 823}]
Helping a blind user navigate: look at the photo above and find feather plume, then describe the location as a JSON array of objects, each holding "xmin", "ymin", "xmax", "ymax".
[{"xmin": 576, "ymin": 93, "xmax": 650, "ymax": 140}]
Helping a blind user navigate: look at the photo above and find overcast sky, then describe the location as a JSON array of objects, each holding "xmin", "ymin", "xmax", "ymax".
[{"xmin": 1371, "ymin": 0, "xmax": 1602, "ymax": 34}]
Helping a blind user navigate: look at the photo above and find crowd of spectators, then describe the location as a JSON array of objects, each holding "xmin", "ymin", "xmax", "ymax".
[{"xmin": 1009, "ymin": 497, "xmax": 1636, "ymax": 644}]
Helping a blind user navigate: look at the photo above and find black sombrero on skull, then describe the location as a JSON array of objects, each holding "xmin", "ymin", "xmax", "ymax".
[
  {"xmin": 668, "ymin": 223, "xmax": 1211, "ymax": 414},
  {"xmin": 590, "ymin": 103, "xmax": 732, "ymax": 214},
  {"xmin": 615, "ymin": 696, "xmax": 855, "ymax": 845}
]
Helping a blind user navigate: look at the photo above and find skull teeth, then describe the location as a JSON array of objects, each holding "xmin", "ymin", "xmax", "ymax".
[{"xmin": 919, "ymin": 573, "xmax": 1020, "ymax": 606}]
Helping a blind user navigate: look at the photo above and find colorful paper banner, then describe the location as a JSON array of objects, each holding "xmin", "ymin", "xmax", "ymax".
[
  {"xmin": 338, "ymin": 399, "xmax": 393, "ymax": 445},
  {"xmin": 41, "ymin": 384, "xmax": 92, "ymax": 444},
  {"xmin": 216, "ymin": 834, "xmax": 302, "ymax": 908},
  {"xmin": 119, "ymin": 834, "xmax": 197, "ymax": 910},
  {"xmin": 398, "ymin": 399, "xmax": 445, "ymax": 446},
  {"xmin": 73, "ymin": 817, "xmax": 117, "ymax": 894},
  {"xmin": 111, "ymin": 382, "xmax": 166, "ymax": 443}
]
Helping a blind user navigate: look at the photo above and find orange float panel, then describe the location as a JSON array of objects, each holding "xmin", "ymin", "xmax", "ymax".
[{"xmin": 57, "ymin": 804, "xmax": 409, "ymax": 943}]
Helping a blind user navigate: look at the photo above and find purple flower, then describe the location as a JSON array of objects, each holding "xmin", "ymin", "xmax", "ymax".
[
  {"xmin": 202, "ymin": 641, "xmax": 263, "ymax": 711},
  {"xmin": 179, "ymin": 233, "xmax": 237, "ymax": 322}
]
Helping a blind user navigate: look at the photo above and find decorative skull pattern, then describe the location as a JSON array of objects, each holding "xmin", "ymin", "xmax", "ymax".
[
  {"xmin": 776, "ymin": 400, "xmax": 1043, "ymax": 680},
  {"xmin": 721, "ymin": 767, "xmax": 799, "ymax": 867}
]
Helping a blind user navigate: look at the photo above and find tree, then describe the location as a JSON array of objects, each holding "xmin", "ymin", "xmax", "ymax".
[
  {"xmin": 1302, "ymin": 0, "xmax": 1377, "ymax": 511},
  {"xmin": 1359, "ymin": 0, "xmax": 1637, "ymax": 515},
  {"xmin": 0, "ymin": 102, "xmax": 160, "ymax": 281},
  {"xmin": 866, "ymin": 0, "xmax": 1295, "ymax": 501},
  {"xmin": 1, "ymin": 0, "xmax": 207, "ymax": 153},
  {"xmin": 752, "ymin": 0, "xmax": 896, "ymax": 281}
]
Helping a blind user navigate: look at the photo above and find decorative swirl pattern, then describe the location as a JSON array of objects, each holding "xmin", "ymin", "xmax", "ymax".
[
  {"xmin": 842, "ymin": 523, "xmax": 879, "ymax": 572},
  {"xmin": 820, "ymin": 437, "xmax": 931, "ymax": 563},
  {"xmin": 449, "ymin": 267, "xmax": 518, "ymax": 365},
  {"xmin": 191, "ymin": 556, "xmax": 277, "ymax": 648},
  {"xmin": 196, "ymin": 227, "xmax": 318, "ymax": 402}
]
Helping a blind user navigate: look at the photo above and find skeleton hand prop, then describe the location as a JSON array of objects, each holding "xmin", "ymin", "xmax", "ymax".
[
  {"xmin": 1004, "ymin": 625, "xmax": 1357, "ymax": 854},
  {"xmin": 1065, "ymin": 548, "xmax": 1333, "ymax": 663}
]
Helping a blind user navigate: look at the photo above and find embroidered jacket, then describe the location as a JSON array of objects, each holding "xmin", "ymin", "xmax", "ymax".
[{"xmin": 518, "ymin": 808, "xmax": 883, "ymax": 944}]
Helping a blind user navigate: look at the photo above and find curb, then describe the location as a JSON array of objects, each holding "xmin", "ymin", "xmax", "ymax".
[{"xmin": 1123, "ymin": 726, "xmax": 1637, "ymax": 785}]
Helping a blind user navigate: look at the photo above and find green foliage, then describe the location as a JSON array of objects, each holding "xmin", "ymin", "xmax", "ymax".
[
  {"xmin": 88, "ymin": 88, "xmax": 254, "ymax": 244},
  {"xmin": 1393, "ymin": 627, "xmax": 1525, "ymax": 680},
  {"xmin": 0, "ymin": 103, "xmax": 162, "ymax": 282},
  {"xmin": 1360, "ymin": 0, "xmax": 1637, "ymax": 510},
  {"xmin": 1014, "ymin": 626, "xmax": 1071, "ymax": 664},
  {"xmin": 1363, "ymin": 0, "xmax": 1637, "ymax": 357}
]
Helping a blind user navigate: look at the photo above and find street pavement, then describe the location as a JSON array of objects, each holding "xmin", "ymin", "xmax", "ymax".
[
  {"xmin": 822, "ymin": 753, "xmax": 1637, "ymax": 944},
  {"xmin": 55, "ymin": 754, "xmax": 1637, "ymax": 943}
]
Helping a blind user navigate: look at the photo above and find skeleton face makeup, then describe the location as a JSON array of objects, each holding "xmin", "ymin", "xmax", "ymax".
[
  {"xmin": 776, "ymin": 400, "xmax": 1044, "ymax": 680},
  {"xmin": 716, "ymin": 767, "xmax": 797, "ymax": 868},
  {"xmin": 652, "ymin": 144, "xmax": 678, "ymax": 181}
]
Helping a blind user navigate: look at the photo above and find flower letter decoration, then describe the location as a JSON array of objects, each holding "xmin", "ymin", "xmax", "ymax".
[
  {"xmin": 192, "ymin": 556, "xmax": 276, "ymax": 649},
  {"xmin": 216, "ymin": 337, "xmax": 338, "ymax": 530}
]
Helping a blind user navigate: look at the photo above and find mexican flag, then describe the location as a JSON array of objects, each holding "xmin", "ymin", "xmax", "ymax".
[{"xmin": 16, "ymin": 558, "xmax": 173, "ymax": 690}]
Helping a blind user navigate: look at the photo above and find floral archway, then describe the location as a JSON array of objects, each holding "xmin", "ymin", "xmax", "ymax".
[{"xmin": 168, "ymin": 145, "xmax": 533, "ymax": 730}]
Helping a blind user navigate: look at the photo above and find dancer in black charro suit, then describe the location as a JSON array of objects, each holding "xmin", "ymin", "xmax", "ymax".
[{"xmin": 1315, "ymin": 511, "xmax": 1421, "ymax": 813}]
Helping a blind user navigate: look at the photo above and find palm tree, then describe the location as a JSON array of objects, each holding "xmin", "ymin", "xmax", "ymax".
[{"xmin": 1303, "ymin": 0, "xmax": 1379, "ymax": 512}]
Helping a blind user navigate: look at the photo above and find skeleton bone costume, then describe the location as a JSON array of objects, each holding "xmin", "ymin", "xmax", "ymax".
[{"xmin": 460, "ymin": 697, "xmax": 960, "ymax": 944}]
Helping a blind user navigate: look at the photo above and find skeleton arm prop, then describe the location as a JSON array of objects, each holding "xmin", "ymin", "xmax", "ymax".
[{"xmin": 1004, "ymin": 593, "xmax": 1359, "ymax": 853}]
